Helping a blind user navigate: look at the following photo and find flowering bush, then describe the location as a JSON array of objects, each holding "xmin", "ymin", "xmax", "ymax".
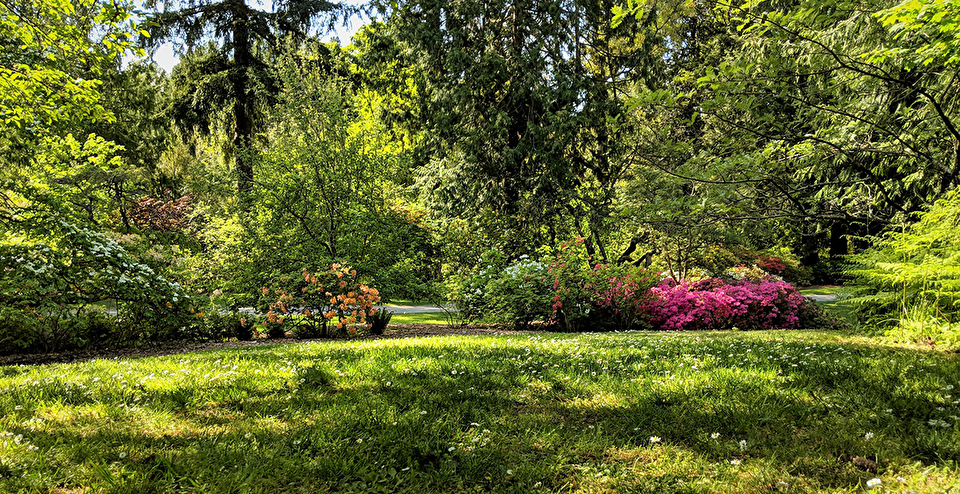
[
  {"xmin": 0, "ymin": 220, "xmax": 197, "ymax": 353},
  {"xmin": 485, "ymin": 256, "xmax": 553, "ymax": 329},
  {"xmin": 264, "ymin": 264, "xmax": 381, "ymax": 337},
  {"xmin": 645, "ymin": 278, "xmax": 809, "ymax": 331},
  {"xmin": 548, "ymin": 239, "xmax": 657, "ymax": 331},
  {"xmin": 723, "ymin": 264, "xmax": 781, "ymax": 283},
  {"xmin": 449, "ymin": 251, "xmax": 505, "ymax": 323},
  {"xmin": 587, "ymin": 263, "xmax": 658, "ymax": 331}
]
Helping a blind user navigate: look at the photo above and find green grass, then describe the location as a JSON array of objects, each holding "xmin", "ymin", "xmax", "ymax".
[
  {"xmin": 801, "ymin": 287, "xmax": 857, "ymax": 325},
  {"xmin": 389, "ymin": 312, "xmax": 450, "ymax": 325},
  {"xmin": 2, "ymin": 330, "xmax": 959, "ymax": 493}
]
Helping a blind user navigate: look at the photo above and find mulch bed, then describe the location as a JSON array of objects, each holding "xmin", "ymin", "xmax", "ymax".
[{"xmin": 0, "ymin": 324, "xmax": 531, "ymax": 367}]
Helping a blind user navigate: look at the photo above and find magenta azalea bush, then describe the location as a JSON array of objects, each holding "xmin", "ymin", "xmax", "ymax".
[{"xmin": 645, "ymin": 278, "xmax": 808, "ymax": 331}]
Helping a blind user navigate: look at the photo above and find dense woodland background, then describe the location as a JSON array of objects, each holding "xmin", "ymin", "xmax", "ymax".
[{"xmin": 3, "ymin": 0, "xmax": 960, "ymax": 353}]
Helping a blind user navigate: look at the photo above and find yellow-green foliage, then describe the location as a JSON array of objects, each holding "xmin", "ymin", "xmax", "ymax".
[{"xmin": 849, "ymin": 190, "xmax": 960, "ymax": 346}]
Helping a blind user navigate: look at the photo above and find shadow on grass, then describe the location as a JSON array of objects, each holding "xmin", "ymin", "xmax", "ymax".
[{"xmin": 3, "ymin": 332, "xmax": 959, "ymax": 493}]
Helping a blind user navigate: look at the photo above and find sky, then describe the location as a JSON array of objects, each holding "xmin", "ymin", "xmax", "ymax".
[{"xmin": 139, "ymin": 1, "xmax": 370, "ymax": 73}]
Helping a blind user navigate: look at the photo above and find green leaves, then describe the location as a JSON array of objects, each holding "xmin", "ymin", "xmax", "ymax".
[{"xmin": 869, "ymin": 0, "xmax": 960, "ymax": 68}]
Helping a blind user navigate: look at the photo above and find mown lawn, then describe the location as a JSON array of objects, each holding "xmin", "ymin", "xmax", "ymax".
[{"xmin": 1, "ymin": 330, "xmax": 958, "ymax": 493}]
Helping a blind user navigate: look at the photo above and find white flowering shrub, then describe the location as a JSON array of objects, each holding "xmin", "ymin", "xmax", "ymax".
[
  {"xmin": 485, "ymin": 256, "xmax": 553, "ymax": 329},
  {"xmin": 0, "ymin": 219, "xmax": 199, "ymax": 353},
  {"xmin": 449, "ymin": 251, "xmax": 553, "ymax": 329}
]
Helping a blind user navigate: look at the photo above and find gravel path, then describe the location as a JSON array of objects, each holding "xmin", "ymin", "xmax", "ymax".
[{"xmin": 804, "ymin": 294, "xmax": 838, "ymax": 302}]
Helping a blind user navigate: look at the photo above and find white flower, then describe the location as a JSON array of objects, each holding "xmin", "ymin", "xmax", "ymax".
[
  {"xmin": 738, "ymin": 440, "xmax": 747, "ymax": 451},
  {"xmin": 710, "ymin": 432, "xmax": 720, "ymax": 439},
  {"xmin": 244, "ymin": 433, "xmax": 252, "ymax": 439},
  {"xmin": 27, "ymin": 444, "xmax": 39, "ymax": 452},
  {"xmin": 729, "ymin": 459, "xmax": 741, "ymax": 466},
  {"xmin": 866, "ymin": 478, "xmax": 881, "ymax": 489},
  {"xmin": 357, "ymin": 438, "xmax": 363, "ymax": 444},
  {"xmin": 448, "ymin": 446, "xmax": 456, "ymax": 452},
  {"xmin": 864, "ymin": 432, "xmax": 874, "ymax": 440},
  {"xmin": 506, "ymin": 469, "xmax": 514, "ymax": 475},
  {"xmin": 649, "ymin": 436, "xmax": 661, "ymax": 444},
  {"xmin": 14, "ymin": 405, "xmax": 22, "ymax": 410},
  {"xmin": 119, "ymin": 452, "xmax": 127, "ymax": 458}
]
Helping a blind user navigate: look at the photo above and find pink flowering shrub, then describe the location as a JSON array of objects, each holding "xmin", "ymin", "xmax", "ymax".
[
  {"xmin": 548, "ymin": 239, "xmax": 657, "ymax": 331},
  {"xmin": 645, "ymin": 278, "xmax": 808, "ymax": 331}
]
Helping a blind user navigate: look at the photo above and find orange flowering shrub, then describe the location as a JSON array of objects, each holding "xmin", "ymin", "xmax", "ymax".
[{"xmin": 264, "ymin": 263, "xmax": 381, "ymax": 337}]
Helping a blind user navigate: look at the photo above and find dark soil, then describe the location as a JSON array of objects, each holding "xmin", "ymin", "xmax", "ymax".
[{"xmin": 0, "ymin": 324, "xmax": 531, "ymax": 367}]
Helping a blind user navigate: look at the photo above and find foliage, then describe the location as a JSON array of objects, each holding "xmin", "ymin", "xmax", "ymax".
[
  {"xmin": 848, "ymin": 189, "xmax": 960, "ymax": 347},
  {"xmin": 645, "ymin": 278, "xmax": 809, "ymax": 331},
  {"xmin": 0, "ymin": 0, "xmax": 144, "ymax": 131},
  {"xmin": 547, "ymin": 238, "xmax": 658, "ymax": 332},
  {"xmin": 231, "ymin": 48, "xmax": 438, "ymax": 302},
  {"xmin": 0, "ymin": 219, "xmax": 197, "ymax": 352},
  {"xmin": 143, "ymin": 0, "xmax": 356, "ymax": 196},
  {"xmin": 379, "ymin": 0, "xmax": 663, "ymax": 260},
  {"xmin": 128, "ymin": 193, "xmax": 197, "ymax": 233},
  {"xmin": 484, "ymin": 256, "xmax": 553, "ymax": 330}
]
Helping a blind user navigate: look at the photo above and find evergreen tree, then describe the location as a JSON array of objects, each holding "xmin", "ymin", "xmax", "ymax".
[{"xmin": 143, "ymin": 0, "xmax": 356, "ymax": 197}]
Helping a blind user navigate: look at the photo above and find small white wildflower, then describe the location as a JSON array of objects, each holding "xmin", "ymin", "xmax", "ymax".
[
  {"xmin": 864, "ymin": 432, "xmax": 874, "ymax": 440},
  {"xmin": 14, "ymin": 405, "xmax": 22, "ymax": 410},
  {"xmin": 357, "ymin": 438, "xmax": 363, "ymax": 444},
  {"xmin": 420, "ymin": 410, "xmax": 427, "ymax": 415},
  {"xmin": 710, "ymin": 432, "xmax": 720, "ymax": 439},
  {"xmin": 27, "ymin": 444, "xmax": 39, "ymax": 452},
  {"xmin": 244, "ymin": 433, "xmax": 252, "ymax": 439},
  {"xmin": 729, "ymin": 459, "xmax": 741, "ymax": 466},
  {"xmin": 448, "ymin": 446, "xmax": 456, "ymax": 452},
  {"xmin": 118, "ymin": 452, "xmax": 127, "ymax": 458},
  {"xmin": 739, "ymin": 440, "xmax": 747, "ymax": 451},
  {"xmin": 649, "ymin": 436, "xmax": 661, "ymax": 444},
  {"xmin": 866, "ymin": 477, "xmax": 881, "ymax": 489},
  {"xmin": 506, "ymin": 469, "xmax": 514, "ymax": 475}
]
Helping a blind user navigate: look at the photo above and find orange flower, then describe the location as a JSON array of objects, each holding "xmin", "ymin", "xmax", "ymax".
[
  {"xmin": 261, "ymin": 287, "xmax": 269, "ymax": 295},
  {"xmin": 347, "ymin": 327, "xmax": 357, "ymax": 335},
  {"xmin": 350, "ymin": 269, "xmax": 356, "ymax": 276}
]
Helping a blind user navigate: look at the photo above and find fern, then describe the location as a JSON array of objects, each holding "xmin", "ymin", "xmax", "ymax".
[{"xmin": 847, "ymin": 190, "xmax": 960, "ymax": 347}]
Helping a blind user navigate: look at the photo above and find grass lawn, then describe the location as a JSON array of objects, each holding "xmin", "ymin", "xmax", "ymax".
[
  {"xmin": 801, "ymin": 286, "xmax": 857, "ymax": 326},
  {"xmin": 2, "ymin": 330, "xmax": 958, "ymax": 493},
  {"xmin": 389, "ymin": 312, "xmax": 450, "ymax": 325}
]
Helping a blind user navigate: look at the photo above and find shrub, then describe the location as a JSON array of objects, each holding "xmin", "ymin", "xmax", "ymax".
[
  {"xmin": 367, "ymin": 310, "xmax": 393, "ymax": 335},
  {"xmin": 644, "ymin": 278, "xmax": 808, "ymax": 331},
  {"xmin": 485, "ymin": 256, "xmax": 553, "ymax": 330},
  {"xmin": 264, "ymin": 263, "xmax": 381, "ymax": 337},
  {"xmin": 547, "ymin": 239, "xmax": 658, "ymax": 332},
  {"xmin": 448, "ymin": 250, "xmax": 506, "ymax": 323},
  {"xmin": 848, "ymin": 189, "xmax": 960, "ymax": 348}
]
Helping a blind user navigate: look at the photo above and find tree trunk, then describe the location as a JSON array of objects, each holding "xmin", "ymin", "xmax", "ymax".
[{"xmin": 232, "ymin": 0, "xmax": 254, "ymax": 200}]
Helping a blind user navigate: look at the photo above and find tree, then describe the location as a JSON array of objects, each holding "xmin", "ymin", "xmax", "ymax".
[
  {"xmin": 375, "ymin": 0, "xmax": 661, "ymax": 261},
  {"xmin": 613, "ymin": 0, "xmax": 960, "ymax": 268},
  {"xmin": 143, "ymin": 0, "xmax": 356, "ymax": 197}
]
